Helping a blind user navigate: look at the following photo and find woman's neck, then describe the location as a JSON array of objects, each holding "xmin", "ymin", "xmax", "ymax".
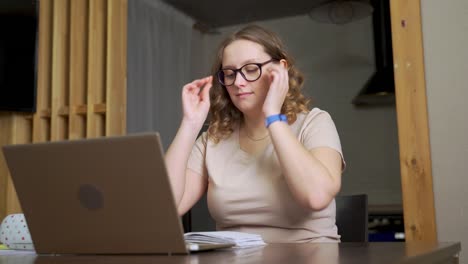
[{"xmin": 242, "ymin": 112, "xmax": 269, "ymax": 140}]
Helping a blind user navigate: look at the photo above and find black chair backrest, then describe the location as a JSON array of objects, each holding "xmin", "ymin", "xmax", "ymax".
[{"xmin": 335, "ymin": 194, "xmax": 368, "ymax": 242}]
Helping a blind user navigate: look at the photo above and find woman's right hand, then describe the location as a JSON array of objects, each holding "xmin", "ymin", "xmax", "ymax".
[{"xmin": 181, "ymin": 76, "xmax": 213, "ymax": 127}]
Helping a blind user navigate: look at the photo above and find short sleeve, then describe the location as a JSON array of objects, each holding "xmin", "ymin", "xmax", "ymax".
[
  {"xmin": 187, "ymin": 132, "xmax": 208, "ymax": 177},
  {"xmin": 299, "ymin": 110, "xmax": 345, "ymax": 170}
]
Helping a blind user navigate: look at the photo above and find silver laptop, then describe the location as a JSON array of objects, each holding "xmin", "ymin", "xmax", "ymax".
[{"xmin": 2, "ymin": 133, "xmax": 233, "ymax": 254}]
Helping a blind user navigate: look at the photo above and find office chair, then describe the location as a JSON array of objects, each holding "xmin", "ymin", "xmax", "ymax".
[{"xmin": 335, "ymin": 194, "xmax": 368, "ymax": 242}]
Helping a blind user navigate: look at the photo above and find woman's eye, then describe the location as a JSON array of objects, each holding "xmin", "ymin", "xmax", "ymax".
[
  {"xmin": 223, "ymin": 71, "xmax": 235, "ymax": 77},
  {"xmin": 243, "ymin": 66, "xmax": 259, "ymax": 73}
]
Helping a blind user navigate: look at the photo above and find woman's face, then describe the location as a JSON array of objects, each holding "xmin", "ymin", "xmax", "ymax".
[{"xmin": 221, "ymin": 39, "xmax": 273, "ymax": 115}]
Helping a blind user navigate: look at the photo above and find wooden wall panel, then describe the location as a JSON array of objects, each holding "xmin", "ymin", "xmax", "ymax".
[
  {"xmin": 33, "ymin": 0, "xmax": 52, "ymax": 143},
  {"xmin": 6, "ymin": 115, "xmax": 33, "ymax": 214},
  {"xmin": 0, "ymin": 0, "xmax": 127, "ymax": 220},
  {"xmin": 69, "ymin": 0, "xmax": 89, "ymax": 140},
  {"xmin": 87, "ymin": 0, "xmax": 107, "ymax": 138},
  {"xmin": 51, "ymin": 0, "xmax": 70, "ymax": 141},
  {"xmin": 390, "ymin": 0, "xmax": 437, "ymax": 242},
  {"xmin": 106, "ymin": 0, "xmax": 127, "ymax": 136},
  {"xmin": 0, "ymin": 114, "xmax": 14, "ymax": 221}
]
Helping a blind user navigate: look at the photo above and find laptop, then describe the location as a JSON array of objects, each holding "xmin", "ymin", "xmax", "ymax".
[{"xmin": 2, "ymin": 133, "xmax": 234, "ymax": 254}]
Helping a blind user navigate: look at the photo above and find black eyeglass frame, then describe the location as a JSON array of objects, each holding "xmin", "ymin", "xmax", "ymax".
[{"xmin": 216, "ymin": 58, "xmax": 278, "ymax": 86}]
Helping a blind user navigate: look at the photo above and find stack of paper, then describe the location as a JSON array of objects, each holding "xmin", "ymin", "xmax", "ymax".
[{"xmin": 184, "ymin": 231, "xmax": 266, "ymax": 248}]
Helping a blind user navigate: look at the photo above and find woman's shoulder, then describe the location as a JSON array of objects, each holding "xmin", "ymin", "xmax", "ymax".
[{"xmin": 295, "ymin": 107, "xmax": 333, "ymax": 126}]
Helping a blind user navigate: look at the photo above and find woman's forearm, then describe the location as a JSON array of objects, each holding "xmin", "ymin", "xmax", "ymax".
[
  {"xmin": 165, "ymin": 119, "xmax": 203, "ymax": 206},
  {"xmin": 268, "ymin": 121, "xmax": 342, "ymax": 210}
]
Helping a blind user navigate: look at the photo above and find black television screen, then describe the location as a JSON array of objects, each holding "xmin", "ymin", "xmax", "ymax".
[{"xmin": 0, "ymin": 11, "xmax": 38, "ymax": 113}]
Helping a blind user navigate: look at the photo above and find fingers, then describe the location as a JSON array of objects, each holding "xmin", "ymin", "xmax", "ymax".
[
  {"xmin": 268, "ymin": 64, "xmax": 288, "ymax": 89},
  {"xmin": 192, "ymin": 76, "xmax": 211, "ymax": 89},
  {"xmin": 183, "ymin": 76, "xmax": 212, "ymax": 95},
  {"xmin": 200, "ymin": 76, "xmax": 213, "ymax": 101},
  {"xmin": 263, "ymin": 64, "xmax": 289, "ymax": 114}
]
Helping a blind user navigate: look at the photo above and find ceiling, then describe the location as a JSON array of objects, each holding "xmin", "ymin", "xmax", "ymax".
[
  {"xmin": 162, "ymin": 0, "xmax": 329, "ymax": 29},
  {"xmin": 1, "ymin": 0, "xmax": 339, "ymax": 27},
  {"xmin": 0, "ymin": 0, "xmax": 35, "ymax": 14}
]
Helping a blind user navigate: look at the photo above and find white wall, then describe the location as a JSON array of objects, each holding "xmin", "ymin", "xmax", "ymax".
[{"xmin": 421, "ymin": 1, "xmax": 468, "ymax": 263}]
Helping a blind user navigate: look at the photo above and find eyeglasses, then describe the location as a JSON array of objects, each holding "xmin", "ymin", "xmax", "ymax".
[{"xmin": 217, "ymin": 59, "xmax": 277, "ymax": 86}]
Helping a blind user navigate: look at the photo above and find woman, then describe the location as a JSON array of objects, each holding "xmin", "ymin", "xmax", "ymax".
[{"xmin": 165, "ymin": 25, "xmax": 344, "ymax": 243}]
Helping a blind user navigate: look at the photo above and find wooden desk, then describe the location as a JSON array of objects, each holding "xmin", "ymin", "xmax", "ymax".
[{"xmin": 0, "ymin": 242, "xmax": 461, "ymax": 264}]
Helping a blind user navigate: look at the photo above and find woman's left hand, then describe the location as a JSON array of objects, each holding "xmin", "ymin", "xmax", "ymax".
[{"xmin": 262, "ymin": 62, "xmax": 289, "ymax": 117}]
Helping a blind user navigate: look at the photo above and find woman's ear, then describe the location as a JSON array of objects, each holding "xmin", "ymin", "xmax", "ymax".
[{"xmin": 280, "ymin": 59, "xmax": 289, "ymax": 69}]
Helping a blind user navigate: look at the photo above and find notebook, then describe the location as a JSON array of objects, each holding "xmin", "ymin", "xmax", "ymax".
[
  {"xmin": 1, "ymin": 133, "xmax": 234, "ymax": 254},
  {"xmin": 184, "ymin": 231, "xmax": 265, "ymax": 249}
]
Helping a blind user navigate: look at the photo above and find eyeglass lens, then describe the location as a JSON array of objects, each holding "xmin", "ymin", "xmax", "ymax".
[{"xmin": 219, "ymin": 63, "xmax": 262, "ymax": 86}]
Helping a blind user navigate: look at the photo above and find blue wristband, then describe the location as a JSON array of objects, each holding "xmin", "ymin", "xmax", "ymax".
[{"xmin": 265, "ymin": 114, "xmax": 287, "ymax": 128}]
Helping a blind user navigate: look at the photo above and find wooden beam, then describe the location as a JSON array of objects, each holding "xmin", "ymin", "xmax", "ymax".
[
  {"xmin": 69, "ymin": 0, "xmax": 89, "ymax": 140},
  {"xmin": 106, "ymin": 0, "xmax": 127, "ymax": 136},
  {"xmin": 72, "ymin": 105, "xmax": 88, "ymax": 115},
  {"xmin": 390, "ymin": 0, "xmax": 437, "ymax": 242},
  {"xmin": 6, "ymin": 115, "xmax": 33, "ymax": 214},
  {"xmin": 93, "ymin": 103, "xmax": 107, "ymax": 114},
  {"xmin": 87, "ymin": 0, "xmax": 107, "ymax": 138},
  {"xmin": 0, "ymin": 114, "xmax": 14, "ymax": 222},
  {"xmin": 33, "ymin": 0, "xmax": 53, "ymax": 143},
  {"xmin": 51, "ymin": 0, "xmax": 70, "ymax": 141}
]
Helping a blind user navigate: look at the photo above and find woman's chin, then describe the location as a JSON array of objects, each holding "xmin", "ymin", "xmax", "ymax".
[{"xmin": 234, "ymin": 103, "xmax": 263, "ymax": 116}]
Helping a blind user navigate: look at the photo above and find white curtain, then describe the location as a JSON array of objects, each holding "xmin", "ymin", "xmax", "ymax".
[{"xmin": 127, "ymin": 0, "xmax": 194, "ymax": 149}]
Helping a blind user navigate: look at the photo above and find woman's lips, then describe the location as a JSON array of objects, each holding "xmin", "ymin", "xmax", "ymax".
[{"xmin": 237, "ymin": 92, "xmax": 253, "ymax": 98}]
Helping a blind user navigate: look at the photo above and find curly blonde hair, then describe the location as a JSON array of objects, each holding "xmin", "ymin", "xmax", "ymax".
[{"xmin": 207, "ymin": 25, "xmax": 310, "ymax": 143}]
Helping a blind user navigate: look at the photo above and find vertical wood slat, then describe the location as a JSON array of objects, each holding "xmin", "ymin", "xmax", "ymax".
[
  {"xmin": 5, "ymin": 176, "xmax": 20, "ymax": 214},
  {"xmin": 69, "ymin": 0, "xmax": 88, "ymax": 140},
  {"xmin": 6, "ymin": 115, "xmax": 33, "ymax": 214},
  {"xmin": 106, "ymin": 0, "xmax": 127, "ymax": 136},
  {"xmin": 87, "ymin": 0, "xmax": 107, "ymax": 138},
  {"xmin": 0, "ymin": 114, "xmax": 14, "ymax": 221},
  {"xmin": 33, "ymin": 0, "xmax": 53, "ymax": 143},
  {"xmin": 390, "ymin": 0, "xmax": 437, "ymax": 242},
  {"xmin": 51, "ymin": 0, "xmax": 70, "ymax": 141}
]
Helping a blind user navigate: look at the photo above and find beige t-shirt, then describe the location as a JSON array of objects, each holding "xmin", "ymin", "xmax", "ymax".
[{"xmin": 187, "ymin": 108, "xmax": 344, "ymax": 243}]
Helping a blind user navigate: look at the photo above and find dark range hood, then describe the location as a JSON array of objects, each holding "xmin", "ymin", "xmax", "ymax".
[{"xmin": 352, "ymin": 0, "xmax": 395, "ymax": 106}]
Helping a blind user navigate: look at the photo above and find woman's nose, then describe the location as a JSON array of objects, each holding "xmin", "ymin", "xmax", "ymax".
[{"xmin": 233, "ymin": 71, "xmax": 247, "ymax": 87}]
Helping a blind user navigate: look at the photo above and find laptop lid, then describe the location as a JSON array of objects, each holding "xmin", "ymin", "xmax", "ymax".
[{"xmin": 2, "ymin": 133, "xmax": 189, "ymax": 254}]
